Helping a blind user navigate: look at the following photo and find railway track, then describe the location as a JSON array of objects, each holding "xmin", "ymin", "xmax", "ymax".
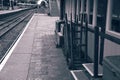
[{"xmin": 0, "ymin": 9, "xmax": 35, "ymax": 62}]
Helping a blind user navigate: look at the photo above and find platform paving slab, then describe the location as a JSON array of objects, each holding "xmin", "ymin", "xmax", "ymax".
[{"xmin": 0, "ymin": 14, "xmax": 74, "ymax": 80}]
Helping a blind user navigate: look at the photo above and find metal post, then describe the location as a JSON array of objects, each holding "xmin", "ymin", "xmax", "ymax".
[
  {"xmin": 92, "ymin": 0, "xmax": 99, "ymax": 78},
  {"xmin": 77, "ymin": 0, "xmax": 80, "ymax": 15},
  {"xmin": 77, "ymin": 0, "xmax": 81, "ymax": 20},
  {"xmin": 60, "ymin": 0, "xmax": 64, "ymax": 20},
  {"xmin": 81, "ymin": 0, "xmax": 85, "ymax": 13},
  {"xmin": 92, "ymin": 0, "xmax": 98, "ymax": 26},
  {"xmin": 99, "ymin": 25, "xmax": 105, "ymax": 65},
  {"xmin": 106, "ymin": 0, "xmax": 113, "ymax": 30},
  {"xmin": 99, "ymin": 0, "xmax": 112, "ymax": 65},
  {"xmin": 86, "ymin": 0, "xmax": 90, "ymax": 24},
  {"xmin": 9, "ymin": 0, "xmax": 12, "ymax": 10},
  {"xmin": 49, "ymin": 0, "xmax": 52, "ymax": 14},
  {"xmin": 70, "ymin": 13, "xmax": 73, "ymax": 69},
  {"xmin": 94, "ymin": 26, "xmax": 99, "ymax": 78},
  {"xmin": 80, "ymin": 13, "xmax": 83, "ymax": 58},
  {"xmin": 64, "ymin": 13, "xmax": 69, "ymax": 62},
  {"xmin": 84, "ymin": 13, "xmax": 88, "ymax": 60},
  {"xmin": 12, "ymin": 0, "xmax": 14, "ymax": 9},
  {"xmin": 1, "ymin": 0, "xmax": 3, "ymax": 9},
  {"xmin": 74, "ymin": 0, "xmax": 77, "ymax": 22},
  {"xmin": 60, "ymin": 0, "xmax": 62, "ymax": 20}
]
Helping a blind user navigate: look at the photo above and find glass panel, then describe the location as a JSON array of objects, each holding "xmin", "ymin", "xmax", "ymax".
[
  {"xmin": 111, "ymin": 0, "xmax": 120, "ymax": 33},
  {"xmin": 97, "ymin": 0, "xmax": 107, "ymax": 27}
]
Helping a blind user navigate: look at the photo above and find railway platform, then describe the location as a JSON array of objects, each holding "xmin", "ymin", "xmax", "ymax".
[
  {"xmin": 0, "ymin": 8, "xmax": 27, "ymax": 15},
  {"xmin": 0, "ymin": 13, "xmax": 74, "ymax": 80}
]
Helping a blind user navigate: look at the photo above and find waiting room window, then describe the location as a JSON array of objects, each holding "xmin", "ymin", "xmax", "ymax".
[
  {"xmin": 111, "ymin": 0, "xmax": 120, "ymax": 33},
  {"xmin": 97, "ymin": 0, "xmax": 107, "ymax": 27}
]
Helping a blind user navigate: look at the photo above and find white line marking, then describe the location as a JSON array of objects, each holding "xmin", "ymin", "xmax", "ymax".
[
  {"xmin": 70, "ymin": 71, "xmax": 78, "ymax": 80},
  {"xmin": 70, "ymin": 70, "xmax": 83, "ymax": 80},
  {"xmin": 71, "ymin": 70, "xmax": 83, "ymax": 72},
  {"xmin": 0, "ymin": 14, "xmax": 34, "ymax": 71},
  {"xmin": 82, "ymin": 63, "xmax": 94, "ymax": 76},
  {"xmin": 83, "ymin": 63, "xmax": 103, "ymax": 76}
]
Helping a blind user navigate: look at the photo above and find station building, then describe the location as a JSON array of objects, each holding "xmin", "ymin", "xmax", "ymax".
[{"xmin": 54, "ymin": 0, "xmax": 120, "ymax": 79}]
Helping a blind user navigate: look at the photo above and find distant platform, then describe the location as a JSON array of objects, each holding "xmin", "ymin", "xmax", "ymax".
[{"xmin": 0, "ymin": 8, "xmax": 27, "ymax": 15}]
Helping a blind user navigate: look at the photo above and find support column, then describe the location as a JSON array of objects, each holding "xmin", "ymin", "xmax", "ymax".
[
  {"xmin": 86, "ymin": 0, "xmax": 90, "ymax": 23},
  {"xmin": 9, "ymin": 0, "xmax": 12, "ymax": 10},
  {"xmin": 60, "ymin": 0, "xmax": 65, "ymax": 20},
  {"xmin": 1, "ymin": 0, "xmax": 3, "ymax": 9},
  {"xmin": 77, "ymin": 0, "xmax": 81, "ymax": 20},
  {"xmin": 93, "ymin": 0, "xmax": 98, "ymax": 78},
  {"xmin": 92, "ymin": 0, "xmax": 98, "ymax": 26},
  {"xmin": 94, "ymin": 26, "xmax": 99, "ymax": 78},
  {"xmin": 74, "ymin": 0, "xmax": 77, "ymax": 21},
  {"xmin": 106, "ymin": 0, "xmax": 113, "ymax": 30},
  {"xmin": 77, "ymin": 0, "xmax": 80, "ymax": 15},
  {"xmin": 81, "ymin": 0, "xmax": 85, "ymax": 13}
]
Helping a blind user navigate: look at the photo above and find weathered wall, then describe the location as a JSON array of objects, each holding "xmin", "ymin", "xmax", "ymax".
[
  {"xmin": 104, "ymin": 31, "xmax": 120, "ymax": 57},
  {"xmin": 87, "ymin": 30, "xmax": 95, "ymax": 61}
]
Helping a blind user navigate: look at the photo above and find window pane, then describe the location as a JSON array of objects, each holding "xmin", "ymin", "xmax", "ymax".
[
  {"xmin": 97, "ymin": 0, "xmax": 107, "ymax": 27},
  {"xmin": 111, "ymin": 0, "xmax": 120, "ymax": 33}
]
